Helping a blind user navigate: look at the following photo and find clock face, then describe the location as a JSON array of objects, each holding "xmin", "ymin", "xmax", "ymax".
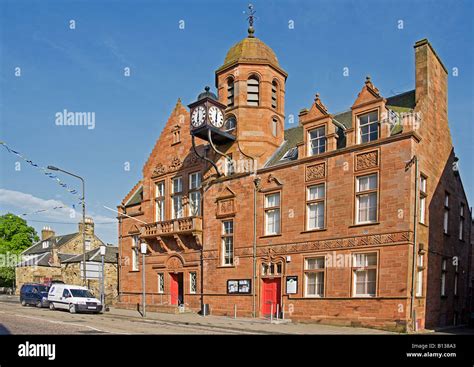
[
  {"xmin": 191, "ymin": 106, "xmax": 206, "ymax": 127},
  {"xmin": 208, "ymin": 106, "xmax": 224, "ymax": 128}
]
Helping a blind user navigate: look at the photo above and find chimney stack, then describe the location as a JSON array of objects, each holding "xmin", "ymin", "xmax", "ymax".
[
  {"xmin": 78, "ymin": 216, "xmax": 94, "ymax": 238},
  {"xmin": 41, "ymin": 226, "xmax": 55, "ymax": 241}
]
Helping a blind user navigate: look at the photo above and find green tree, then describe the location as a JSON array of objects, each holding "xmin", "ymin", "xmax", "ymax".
[{"xmin": 0, "ymin": 213, "xmax": 39, "ymax": 287}]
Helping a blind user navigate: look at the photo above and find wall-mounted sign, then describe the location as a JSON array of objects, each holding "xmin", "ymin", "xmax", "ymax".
[
  {"xmin": 227, "ymin": 279, "xmax": 251, "ymax": 294},
  {"xmin": 286, "ymin": 276, "xmax": 298, "ymax": 294}
]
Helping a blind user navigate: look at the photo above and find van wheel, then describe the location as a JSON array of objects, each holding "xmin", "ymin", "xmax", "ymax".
[
  {"xmin": 69, "ymin": 304, "xmax": 76, "ymax": 314},
  {"xmin": 36, "ymin": 301, "xmax": 42, "ymax": 308},
  {"xmin": 21, "ymin": 300, "xmax": 26, "ymax": 307},
  {"xmin": 49, "ymin": 302, "xmax": 55, "ymax": 310}
]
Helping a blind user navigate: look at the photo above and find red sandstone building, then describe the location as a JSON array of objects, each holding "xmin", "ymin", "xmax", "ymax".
[{"xmin": 117, "ymin": 25, "xmax": 472, "ymax": 331}]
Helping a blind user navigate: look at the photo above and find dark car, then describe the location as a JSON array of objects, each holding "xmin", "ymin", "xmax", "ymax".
[{"xmin": 20, "ymin": 283, "xmax": 50, "ymax": 308}]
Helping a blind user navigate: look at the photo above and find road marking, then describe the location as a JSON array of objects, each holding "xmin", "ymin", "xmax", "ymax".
[{"xmin": 14, "ymin": 314, "xmax": 107, "ymax": 333}]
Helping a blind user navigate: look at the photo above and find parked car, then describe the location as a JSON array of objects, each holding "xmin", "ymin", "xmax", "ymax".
[
  {"xmin": 48, "ymin": 284, "xmax": 102, "ymax": 314},
  {"xmin": 20, "ymin": 283, "xmax": 50, "ymax": 308}
]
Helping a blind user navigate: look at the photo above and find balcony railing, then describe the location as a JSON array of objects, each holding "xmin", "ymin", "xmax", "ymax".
[{"xmin": 142, "ymin": 216, "xmax": 202, "ymax": 238}]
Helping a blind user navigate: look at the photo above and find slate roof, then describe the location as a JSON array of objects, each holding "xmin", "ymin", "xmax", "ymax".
[
  {"xmin": 16, "ymin": 253, "xmax": 54, "ymax": 267},
  {"xmin": 22, "ymin": 233, "xmax": 79, "ymax": 255},
  {"xmin": 265, "ymin": 90, "xmax": 416, "ymax": 168},
  {"xmin": 61, "ymin": 246, "xmax": 118, "ymax": 264}
]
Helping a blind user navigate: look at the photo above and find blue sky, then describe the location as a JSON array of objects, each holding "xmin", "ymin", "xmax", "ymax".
[{"xmin": 0, "ymin": 0, "xmax": 472, "ymax": 244}]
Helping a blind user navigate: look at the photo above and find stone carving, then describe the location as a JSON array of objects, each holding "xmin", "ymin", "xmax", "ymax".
[
  {"xmin": 218, "ymin": 199, "xmax": 235, "ymax": 216},
  {"xmin": 169, "ymin": 157, "xmax": 182, "ymax": 172},
  {"xmin": 152, "ymin": 163, "xmax": 166, "ymax": 177},
  {"xmin": 355, "ymin": 151, "xmax": 378, "ymax": 171},
  {"xmin": 167, "ymin": 256, "xmax": 183, "ymax": 270},
  {"xmin": 306, "ymin": 162, "xmax": 326, "ymax": 181}
]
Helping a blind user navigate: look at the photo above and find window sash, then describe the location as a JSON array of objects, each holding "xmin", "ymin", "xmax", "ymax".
[
  {"xmin": 189, "ymin": 172, "xmax": 201, "ymax": 190},
  {"xmin": 222, "ymin": 237, "xmax": 234, "ymax": 265},
  {"xmin": 155, "ymin": 198, "xmax": 165, "ymax": 222},
  {"xmin": 173, "ymin": 177, "xmax": 182, "ymax": 194},
  {"xmin": 156, "ymin": 182, "xmax": 165, "ymax": 197},
  {"xmin": 305, "ymin": 257, "xmax": 325, "ymax": 270},
  {"xmin": 265, "ymin": 209, "xmax": 280, "ymax": 235},
  {"xmin": 189, "ymin": 191, "xmax": 201, "ymax": 216},
  {"xmin": 190, "ymin": 272, "xmax": 197, "ymax": 294},
  {"xmin": 172, "ymin": 195, "xmax": 183, "ymax": 219},
  {"xmin": 265, "ymin": 193, "xmax": 280, "ymax": 208},
  {"xmin": 357, "ymin": 192, "xmax": 377, "ymax": 223},
  {"xmin": 307, "ymin": 202, "xmax": 324, "ymax": 230},
  {"xmin": 443, "ymin": 210, "xmax": 449, "ymax": 233},
  {"xmin": 305, "ymin": 272, "xmax": 324, "ymax": 297},
  {"xmin": 308, "ymin": 127, "xmax": 326, "ymax": 155},
  {"xmin": 419, "ymin": 195, "xmax": 426, "ymax": 224},
  {"xmin": 353, "ymin": 269, "xmax": 376, "ymax": 296},
  {"xmin": 158, "ymin": 273, "xmax": 164, "ymax": 293}
]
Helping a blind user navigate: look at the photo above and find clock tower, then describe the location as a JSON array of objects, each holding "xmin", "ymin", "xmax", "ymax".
[{"xmin": 214, "ymin": 6, "xmax": 288, "ymax": 168}]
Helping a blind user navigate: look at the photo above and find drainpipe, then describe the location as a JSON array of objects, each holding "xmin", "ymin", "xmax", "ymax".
[
  {"xmin": 252, "ymin": 177, "xmax": 261, "ymax": 318},
  {"xmin": 409, "ymin": 155, "xmax": 419, "ymax": 331}
]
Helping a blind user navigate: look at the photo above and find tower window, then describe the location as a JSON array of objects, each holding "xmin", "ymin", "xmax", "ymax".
[
  {"xmin": 272, "ymin": 118, "xmax": 278, "ymax": 137},
  {"xmin": 271, "ymin": 81, "xmax": 278, "ymax": 109},
  {"xmin": 247, "ymin": 76, "xmax": 259, "ymax": 106},
  {"xmin": 227, "ymin": 78, "xmax": 234, "ymax": 107}
]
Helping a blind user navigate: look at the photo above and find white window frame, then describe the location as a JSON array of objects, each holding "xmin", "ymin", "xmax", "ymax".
[
  {"xmin": 416, "ymin": 253, "xmax": 424, "ymax": 297},
  {"xmin": 132, "ymin": 235, "xmax": 139, "ymax": 272},
  {"xmin": 188, "ymin": 172, "xmax": 201, "ymax": 217},
  {"xmin": 264, "ymin": 192, "xmax": 281, "ymax": 235},
  {"xmin": 157, "ymin": 273, "xmax": 164, "ymax": 294},
  {"xmin": 355, "ymin": 173, "xmax": 378, "ymax": 224},
  {"xmin": 189, "ymin": 272, "xmax": 197, "ymax": 294},
  {"xmin": 306, "ymin": 184, "xmax": 325, "ymax": 230},
  {"xmin": 304, "ymin": 257, "xmax": 325, "ymax": 297},
  {"xmin": 221, "ymin": 220, "xmax": 234, "ymax": 266},
  {"xmin": 419, "ymin": 175, "xmax": 427, "ymax": 224},
  {"xmin": 155, "ymin": 181, "xmax": 165, "ymax": 222},
  {"xmin": 352, "ymin": 252, "xmax": 377, "ymax": 297},
  {"xmin": 308, "ymin": 126, "xmax": 326, "ymax": 156},
  {"xmin": 358, "ymin": 110, "xmax": 379, "ymax": 143},
  {"xmin": 172, "ymin": 177, "xmax": 183, "ymax": 219}
]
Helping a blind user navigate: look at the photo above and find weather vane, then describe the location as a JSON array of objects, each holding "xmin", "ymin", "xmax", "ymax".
[{"xmin": 245, "ymin": 4, "xmax": 256, "ymax": 38}]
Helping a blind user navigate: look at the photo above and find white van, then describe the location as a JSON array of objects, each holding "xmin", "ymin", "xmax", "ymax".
[{"xmin": 48, "ymin": 284, "xmax": 102, "ymax": 314}]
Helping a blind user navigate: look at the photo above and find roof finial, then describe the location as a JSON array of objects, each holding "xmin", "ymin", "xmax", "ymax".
[{"xmin": 246, "ymin": 4, "xmax": 256, "ymax": 38}]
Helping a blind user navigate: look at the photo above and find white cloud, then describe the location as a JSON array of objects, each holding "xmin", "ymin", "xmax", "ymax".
[{"xmin": 0, "ymin": 188, "xmax": 115, "ymax": 224}]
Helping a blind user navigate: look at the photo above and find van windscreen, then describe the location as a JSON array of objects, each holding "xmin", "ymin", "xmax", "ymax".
[{"xmin": 70, "ymin": 289, "xmax": 94, "ymax": 298}]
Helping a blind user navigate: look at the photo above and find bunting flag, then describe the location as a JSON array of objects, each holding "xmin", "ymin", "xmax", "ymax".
[
  {"xmin": 20, "ymin": 206, "xmax": 66, "ymax": 216},
  {"xmin": 0, "ymin": 141, "xmax": 82, "ymax": 205}
]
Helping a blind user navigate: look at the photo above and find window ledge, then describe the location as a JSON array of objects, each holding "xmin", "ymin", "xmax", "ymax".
[
  {"xmin": 349, "ymin": 222, "xmax": 380, "ymax": 228},
  {"xmin": 217, "ymin": 265, "xmax": 236, "ymax": 269},
  {"xmin": 260, "ymin": 234, "xmax": 282, "ymax": 239},
  {"xmin": 351, "ymin": 295, "xmax": 377, "ymax": 298},
  {"xmin": 301, "ymin": 228, "xmax": 327, "ymax": 234}
]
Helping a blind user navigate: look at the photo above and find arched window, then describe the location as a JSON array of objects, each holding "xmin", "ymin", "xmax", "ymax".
[
  {"xmin": 272, "ymin": 118, "xmax": 278, "ymax": 137},
  {"xmin": 271, "ymin": 80, "xmax": 278, "ymax": 109},
  {"xmin": 227, "ymin": 78, "xmax": 234, "ymax": 107},
  {"xmin": 247, "ymin": 76, "xmax": 259, "ymax": 106}
]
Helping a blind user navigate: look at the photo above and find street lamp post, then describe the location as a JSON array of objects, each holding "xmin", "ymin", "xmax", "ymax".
[
  {"xmin": 99, "ymin": 244, "xmax": 106, "ymax": 311},
  {"xmin": 47, "ymin": 165, "xmax": 87, "ymax": 286},
  {"xmin": 140, "ymin": 242, "xmax": 147, "ymax": 317}
]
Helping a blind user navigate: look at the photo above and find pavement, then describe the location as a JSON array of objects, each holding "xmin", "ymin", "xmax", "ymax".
[
  {"xmin": 0, "ymin": 294, "xmax": 396, "ymax": 334},
  {"xmin": 1, "ymin": 294, "xmax": 472, "ymax": 335}
]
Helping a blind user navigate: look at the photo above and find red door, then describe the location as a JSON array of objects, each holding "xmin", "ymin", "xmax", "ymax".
[
  {"xmin": 170, "ymin": 274, "xmax": 179, "ymax": 305},
  {"xmin": 261, "ymin": 279, "xmax": 281, "ymax": 316}
]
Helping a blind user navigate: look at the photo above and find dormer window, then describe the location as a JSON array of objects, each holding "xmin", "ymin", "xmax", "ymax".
[
  {"xmin": 358, "ymin": 111, "xmax": 379, "ymax": 143},
  {"xmin": 227, "ymin": 78, "xmax": 235, "ymax": 107},
  {"xmin": 247, "ymin": 76, "xmax": 259, "ymax": 106},
  {"xmin": 271, "ymin": 80, "xmax": 278, "ymax": 109},
  {"xmin": 42, "ymin": 241, "xmax": 49, "ymax": 249},
  {"xmin": 308, "ymin": 126, "xmax": 326, "ymax": 156}
]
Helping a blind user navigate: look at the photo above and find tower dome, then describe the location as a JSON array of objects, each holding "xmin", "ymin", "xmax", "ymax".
[{"xmin": 221, "ymin": 36, "xmax": 280, "ymax": 70}]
